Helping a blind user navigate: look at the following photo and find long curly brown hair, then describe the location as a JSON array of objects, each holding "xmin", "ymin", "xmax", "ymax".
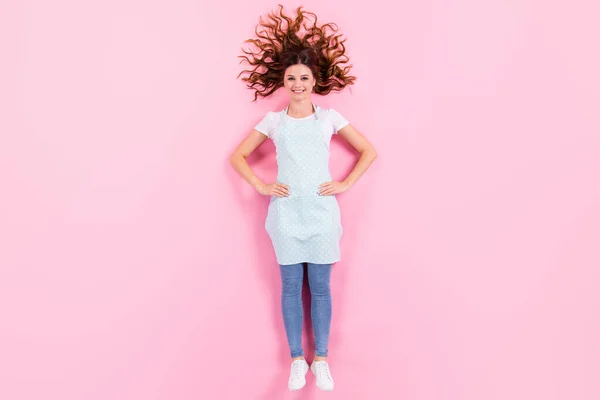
[{"xmin": 238, "ymin": 4, "xmax": 356, "ymax": 101}]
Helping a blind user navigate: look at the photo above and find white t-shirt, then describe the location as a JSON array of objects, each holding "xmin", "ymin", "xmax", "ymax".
[{"xmin": 254, "ymin": 105, "xmax": 350, "ymax": 144}]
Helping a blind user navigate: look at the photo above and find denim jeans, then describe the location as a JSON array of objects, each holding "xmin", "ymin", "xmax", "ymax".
[{"xmin": 279, "ymin": 262, "xmax": 333, "ymax": 358}]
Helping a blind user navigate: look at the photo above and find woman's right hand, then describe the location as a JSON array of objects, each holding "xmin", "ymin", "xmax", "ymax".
[{"xmin": 256, "ymin": 182, "xmax": 290, "ymax": 197}]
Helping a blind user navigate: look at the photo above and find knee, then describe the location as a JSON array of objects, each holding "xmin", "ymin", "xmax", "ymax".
[
  {"xmin": 309, "ymin": 280, "xmax": 331, "ymax": 297},
  {"xmin": 281, "ymin": 277, "xmax": 303, "ymax": 296}
]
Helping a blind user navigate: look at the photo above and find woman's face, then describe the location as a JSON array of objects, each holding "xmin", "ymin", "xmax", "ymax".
[{"xmin": 283, "ymin": 64, "xmax": 316, "ymax": 100}]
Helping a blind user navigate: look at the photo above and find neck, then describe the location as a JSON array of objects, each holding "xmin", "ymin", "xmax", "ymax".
[{"xmin": 287, "ymin": 99, "xmax": 315, "ymax": 118}]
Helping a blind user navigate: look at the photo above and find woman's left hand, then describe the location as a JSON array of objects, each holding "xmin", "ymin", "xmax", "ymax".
[{"xmin": 318, "ymin": 181, "xmax": 350, "ymax": 196}]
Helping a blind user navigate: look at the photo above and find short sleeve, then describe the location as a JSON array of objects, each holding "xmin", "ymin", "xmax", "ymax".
[
  {"xmin": 254, "ymin": 112, "xmax": 275, "ymax": 138},
  {"xmin": 329, "ymin": 108, "xmax": 350, "ymax": 133}
]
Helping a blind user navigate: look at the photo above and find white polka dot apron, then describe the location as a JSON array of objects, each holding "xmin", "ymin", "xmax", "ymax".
[{"xmin": 265, "ymin": 104, "xmax": 343, "ymax": 265}]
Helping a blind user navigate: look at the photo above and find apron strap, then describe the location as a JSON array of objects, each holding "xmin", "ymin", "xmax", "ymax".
[{"xmin": 285, "ymin": 103, "xmax": 319, "ymax": 119}]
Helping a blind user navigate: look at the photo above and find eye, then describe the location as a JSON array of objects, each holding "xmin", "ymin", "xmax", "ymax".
[
  {"xmin": 287, "ymin": 77, "xmax": 294, "ymax": 80},
  {"xmin": 302, "ymin": 77, "xmax": 309, "ymax": 80}
]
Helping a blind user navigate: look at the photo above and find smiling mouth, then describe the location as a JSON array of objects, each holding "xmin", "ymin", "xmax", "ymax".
[{"xmin": 292, "ymin": 90, "xmax": 305, "ymax": 93}]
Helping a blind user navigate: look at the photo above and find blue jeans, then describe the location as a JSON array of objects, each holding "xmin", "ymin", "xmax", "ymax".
[{"xmin": 279, "ymin": 262, "xmax": 333, "ymax": 358}]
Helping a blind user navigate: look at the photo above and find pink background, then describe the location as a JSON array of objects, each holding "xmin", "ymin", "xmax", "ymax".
[{"xmin": 1, "ymin": 1, "xmax": 599, "ymax": 399}]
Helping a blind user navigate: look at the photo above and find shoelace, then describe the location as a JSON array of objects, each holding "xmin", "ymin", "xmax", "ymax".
[
  {"xmin": 314, "ymin": 362, "xmax": 333, "ymax": 381},
  {"xmin": 291, "ymin": 361, "xmax": 306, "ymax": 378}
]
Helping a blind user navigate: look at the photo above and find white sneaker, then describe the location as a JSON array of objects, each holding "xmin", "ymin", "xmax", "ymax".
[
  {"xmin": 311, "ymin": 360, "xmax": 334, "ymax": 391},
  {"xmin": 288, "ymin": 359, "xmax": 309, "ymax": 390}
]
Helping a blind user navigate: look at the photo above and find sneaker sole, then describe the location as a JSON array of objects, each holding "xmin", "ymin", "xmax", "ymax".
[{"xmin": 288, "ymin": 378, "xmax": 306, "ymax": 391}]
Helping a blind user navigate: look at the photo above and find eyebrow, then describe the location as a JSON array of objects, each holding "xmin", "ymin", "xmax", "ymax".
[{"xmin": 286, "ymin": 74, "xmax": 310, "ymax": 77}]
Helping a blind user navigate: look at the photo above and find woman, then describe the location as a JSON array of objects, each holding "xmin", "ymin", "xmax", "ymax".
[{"xmin": 229, "ymin": 5, "xmax": 377, "ymax": 392}]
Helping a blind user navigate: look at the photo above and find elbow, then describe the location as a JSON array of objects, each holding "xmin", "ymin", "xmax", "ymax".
[
  {"xmin": 371, "ymin": 143, "xmax": 378, "ymax": 160},
  {"xmin": 229, "ymin": 152, "xmax": 239, "ymax": 166},
  {"xmin": 229, "ymin": 151, "xmax": 247, "ymax": 167},
  {"xmin": 364, "ymin": 146, "xmax": 377, "ymax": 161}
]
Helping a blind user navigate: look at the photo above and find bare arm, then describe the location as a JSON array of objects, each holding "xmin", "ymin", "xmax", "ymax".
[
  {"xmin": 229, "ymin": 130, "xmax": 290, "ymax": 197},
  {"xmin": 318, "ymin": 124, "xmax": 378, "ymax": 196}
]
